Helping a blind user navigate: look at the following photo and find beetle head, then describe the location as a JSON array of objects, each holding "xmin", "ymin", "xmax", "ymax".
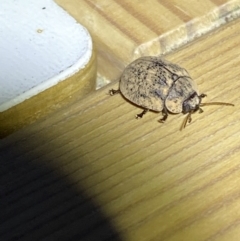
[
  {"xmin": 182, "ymin": 92, "xmax": 202, "ymax": 114},
  {"xmin": 181, "ymin": 93, "xmax": 234, "ymax": 130}
]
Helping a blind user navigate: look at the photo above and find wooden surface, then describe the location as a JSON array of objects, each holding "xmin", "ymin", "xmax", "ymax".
[
  {"xmin": 56, "ymin": 0, "xmax": 240, "ymax": 82},
  {"xmin": 2, "ymin": 1, "xmax": 240, "ymax": 241}
]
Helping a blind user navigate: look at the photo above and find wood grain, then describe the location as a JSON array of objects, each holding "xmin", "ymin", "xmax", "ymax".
[
  {"xmin": 56, "ymin": 0, "xmax": 240, "ymax": 85},
  {"xmin": 1, "ymin": 17, "xmax": 240, "ymax": 240},
  {"xmin": 2, "ymin": 1, "xmax": 240, "ymax": 240}
]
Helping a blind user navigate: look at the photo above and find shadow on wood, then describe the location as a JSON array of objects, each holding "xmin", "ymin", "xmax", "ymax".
[{"xmin": 0, "ymin": 132, "xmax": 122, "ymax": 241}]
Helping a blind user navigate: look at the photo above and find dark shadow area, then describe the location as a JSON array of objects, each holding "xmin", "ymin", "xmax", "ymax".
[{"xmin": 0, "ymin": 137, "xmax": 122, "ymax": 241}]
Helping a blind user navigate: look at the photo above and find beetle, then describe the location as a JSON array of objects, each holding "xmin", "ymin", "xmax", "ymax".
[{"xmin": 109, "ymin": 56, "xmax": 234, "ymax": 130}]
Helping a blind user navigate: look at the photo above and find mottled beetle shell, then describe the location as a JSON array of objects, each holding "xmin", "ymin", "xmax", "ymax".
[{"xmin": 120, "ymin": 56, "xmax": 200, "ymax": 113}]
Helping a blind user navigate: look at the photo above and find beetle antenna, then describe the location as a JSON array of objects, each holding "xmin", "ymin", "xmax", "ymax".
[
  {"xmin": 180, "ymin": 102, "xmax": 234, "ymax": 130},
  {"xmin": 181, "ymin": 111, "xmax": 192, "ymax": 130},
  {"xmin": 200, "ymin": 102, "xmax": 234, "ymax": 107}
]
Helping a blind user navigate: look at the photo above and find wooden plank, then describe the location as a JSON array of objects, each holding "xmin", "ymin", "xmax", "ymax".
[
  {"xmin": 1, "ymin": 17, "xmax": 240, "ymax": 240},
  {"xmin": 56, "ymin": 0, "xmax": 240, "ymax": 86}
]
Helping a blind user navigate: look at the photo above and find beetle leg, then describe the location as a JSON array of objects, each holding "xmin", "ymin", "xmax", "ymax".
[
  {"xmin": 136, "ymin": 108, "xmax": 149, "ymax": 119},
  {"xmin": 199, "ymin": 108, "xmax": 204, "ymax": 113},
  {"xmin": 200, "ymin": 93, "xmax": 207, "ymax": 98},
  {"xmin": 109, "ymin": 89, "xmax": 120, "ymax": 96},
  {"xmin": 188, "ymin": 115, "xmax": 192, "ymax": 123},
  {"xmin": 158, "ymin": 108, "xmax": 168, "ymax": 123}
]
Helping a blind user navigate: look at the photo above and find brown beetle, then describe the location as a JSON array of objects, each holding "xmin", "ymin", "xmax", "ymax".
[{"xmin": 110, "ymin": 56, "xmax": 234, "ymax": 130}]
